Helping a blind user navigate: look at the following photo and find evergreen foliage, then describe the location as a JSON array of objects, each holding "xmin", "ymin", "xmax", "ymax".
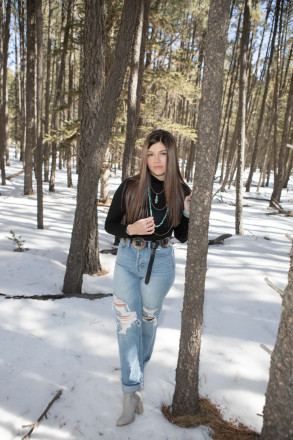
[
  {"xmin": 7, "ymin": 230, "xmax": 29, "ymax": 252},
  {"xmin": 3, "ymin": 0, "xmax": 293, "ymax": 187}
]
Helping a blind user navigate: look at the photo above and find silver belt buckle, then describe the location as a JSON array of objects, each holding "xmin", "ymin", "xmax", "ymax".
[
  {"xmin": 132, "ymin": 238, "xmax": 146, "ymax": 250},
  {"xmin": 159, "ymin": 237, "xmax": 171, "ymax": 248}
]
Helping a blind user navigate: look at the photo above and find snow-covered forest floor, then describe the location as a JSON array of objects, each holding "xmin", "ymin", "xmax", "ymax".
[{"xmin": 0, "ymin": 152, "xmax": 292, "ymax": 440}]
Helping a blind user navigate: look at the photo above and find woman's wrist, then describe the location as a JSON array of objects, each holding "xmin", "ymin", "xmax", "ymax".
[{"xmin": 183, "ymin": 209, "xmax": 190, "ymax": 218}]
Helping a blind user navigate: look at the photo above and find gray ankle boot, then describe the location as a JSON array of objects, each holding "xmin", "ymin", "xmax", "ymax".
[{"xmin": 116, "ymin": 391, "xmax": 143, "ymax": 426}]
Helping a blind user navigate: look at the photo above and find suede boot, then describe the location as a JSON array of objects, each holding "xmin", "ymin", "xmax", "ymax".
[{"xmin": 116, "ymin": 391, "xmax": 143, "ymax": 426}]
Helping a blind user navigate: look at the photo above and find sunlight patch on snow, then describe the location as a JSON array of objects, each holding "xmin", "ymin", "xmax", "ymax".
[
  {"xmin": 0, "ymin": 408, "xmax": 71, "ymax": 440},
  {"xmin": 202, "ymin": 335, "xmax": 270, "ymax": 382},
  {"xmin": 21, "ymin": 425, "xmax": 73, "ymax": 440}
]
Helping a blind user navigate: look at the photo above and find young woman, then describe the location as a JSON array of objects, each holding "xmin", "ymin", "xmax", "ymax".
[{"xmin": 105, "ymin": 129, "xmax": 191, "ymax": 426}]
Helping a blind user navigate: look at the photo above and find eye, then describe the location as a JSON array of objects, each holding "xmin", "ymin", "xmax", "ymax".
[{"xmin": 147, "ymin": 153, "xmax": 153, "ymax": 157}]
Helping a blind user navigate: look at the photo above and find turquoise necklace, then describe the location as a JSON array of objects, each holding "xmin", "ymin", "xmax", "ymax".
[{"xmin": 147, "ymin": 185, "xmax": 168, "ymax": 228}]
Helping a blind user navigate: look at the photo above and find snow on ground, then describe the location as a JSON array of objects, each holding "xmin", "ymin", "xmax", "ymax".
[{"xmin": 0, "ymin": 152, "xmax": 292, "ymax": 439}]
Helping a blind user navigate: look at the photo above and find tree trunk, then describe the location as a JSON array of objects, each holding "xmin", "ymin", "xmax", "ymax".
[
  {"xmin": 247, "ymin": 1, "xmax": 272, "ymax": 130},
  {"xmin": 283, "ymin": 147, "xmax": 293, "ymax": 189},
  {"xmin": 36, "ymin": 0, "xmax": 44, "ymax": 229},
  {"xmin": 220, "ymin": 105, "xmax": 241, "ymax": 191},
  {"xmin": 63, "ymin": 0, "xmax": 142, "ymax": 294},
  {"xmin": 67, "ymin": 42, "xmax": 74, "ymax": 189},
  {"xmin": 18, "ymin": 0, "xmax": 26, "ymax": 163},
  {"xmin": 80, "ymin": 0, "xmax": 105, "ymax": 277},
  {"xmin": 75, "ymin": 38, "xmax": 83, "ymax": 176},
  {"xmin": 171, "ymin": 0, "xmax": 231, "ymax": 417},
  {"xmin": 257, "ymin": 110, "xmax": 274, "ymax": 192},
  {"xmin": 260, "ymin": 238, "xmax": 293, "ymax": 439},
  {"xmin": 100, "ymin": 147, "xmax": 110, "ymax": 201},
  {"xmin": 247, "ymin": 0, "xmax": 272, "ymax": 103},
  {"xmin": 24, "ymin": 0, "xmax": 35, "ymax": 195},
  {"xmin": 122, "ymin": 0, "xmax": 150, "ymax": 181},
  {"xmin": 270, "ymin": 71, "xmax": 293, "ymax": 206},
  {"xmin": 14, "ymin": 17, "xmax": 20, "ymax": 157},
  {"xmin": 219, "ymin": 61, "xmax": 239, "ymax": 185},
  {"xmin": 0, "ymin": 0, "xmax": 11, "ymax": 186},
  {"xmin": 49, "ymin": 0, "xmax": 73, "ymax": 192},
  {"xmin": 245, "ymin": 0, "xmax": 281, "ymax": 192},
  {"xmin": 44, "ymin": 0, "xmax": 53, "ymax": 183},
  {"xmin": 236, "ymin": 0, "xmax": 250, "ymax": 235},
  {"xmin": 185, "ymin": 138, "xmax": 196, "ymax": 182},
  {"xmin": 84, "ymin": 195, "xmax": 102, "ymax": 275},
  {"xmin": 219, "ymin": 8, "xmax": 241, "ymax": 160}
]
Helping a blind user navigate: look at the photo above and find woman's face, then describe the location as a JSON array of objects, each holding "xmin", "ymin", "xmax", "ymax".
[{"xmin": 147, "ymin": 142, "xmax": 167, "ymax": 181}]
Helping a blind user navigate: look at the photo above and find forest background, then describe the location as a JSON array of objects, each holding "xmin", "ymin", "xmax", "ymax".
[
  {"xmin": 1, "ymin": 0, "xmax": 292, "ymax": 207},
  {"xmin": 1, "ymin": 0, "xmax": 293, "ymax": 438}
]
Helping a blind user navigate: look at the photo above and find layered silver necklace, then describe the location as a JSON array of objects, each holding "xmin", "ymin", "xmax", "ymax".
[
  {"xmin": 150, "ymin": 185, "xmax": 165, "ymax": 204},
  {"xmin": 149, "ymin": 186, "xmax": 166, "ymax": 210}
]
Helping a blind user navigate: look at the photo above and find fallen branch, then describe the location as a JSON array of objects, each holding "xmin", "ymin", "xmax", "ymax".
[
  {"xmin": 98, "ymin": 198, "xmax": 111, "ymax": 206},
  {"xmin": 212, "ymin": 187, "xmax": 224, "ymax": 199},
  {"xmin": 101, "ymin": 247, "xmax": 117, "ymax": 255},
  {"xmin": 264, "ymin": 277, "xmax": 284, "ymax": 299},
  {"xmin": 243, "ymin": 196, "xmax": 270, "ymax": 202},
  {"xmin": 228, "ymin": 203, "xmax": 252, "ymax": 207},
  {"xmin": 7, "ymin": 169, "xmax": 25, "ymax": 180},
  {"xmin": 260, "ymin": 344, "xmax": 272, "ymax": 356},
  {"xmin": 208, "ymin": 234, "xmax": 232, "ymax": 245},
  {"xmin": 270, "ymin": 200, "xmax": 283, "ymax": 211},
  {"xmin": 0, "ymin": 292, "xmax": 112, "ymax": 301},
  {"xmin": 22, "ymin": 389, "xmax": 62, "ymax": 439},
  {"xmin": 266, "ymin": 209, "xmax": 293, "ymax": 217}
]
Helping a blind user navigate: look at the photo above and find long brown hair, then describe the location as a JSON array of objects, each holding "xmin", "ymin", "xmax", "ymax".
[{"xmin": 124, "ymin": 129, "xmax": 187, "ymax": 227}]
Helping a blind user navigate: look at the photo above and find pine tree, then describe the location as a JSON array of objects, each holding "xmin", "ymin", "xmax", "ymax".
[{"xmin": 171, "ymin": 0, "xmax": 231, "ymax": 417}]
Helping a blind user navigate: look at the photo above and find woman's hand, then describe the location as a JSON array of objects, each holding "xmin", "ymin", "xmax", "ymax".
[
  {"xmin": 184, "ymin": 191, "xmax": 192, "ymax": 215},
  {"xmin": 127, "ymin": 217, "xmax": 155, "ymax": 236}
]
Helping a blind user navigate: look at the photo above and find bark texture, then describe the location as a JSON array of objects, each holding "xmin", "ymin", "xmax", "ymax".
[
  {"xmin": 17, "ymin": 0, "xmax": 26, "ymax": 163},
  {"xmin": 270, "ymin": 71, "xmax": 293, "ymax": 206},
  {"xmin": 24, "ymin": 0, "xmax": 35, "ymax": 195},
  {"xmin": 36, "ymin": 0, "xmax": 44, "ymax": 229},
  {"xmin": 122, "ymin": 0, "xmax": 150, "ymax": 180},
  {"xmin": 43, "ymin": 0, "xmax": 53, "ymax": 182},
  {"xmin": 0, "ymin": 0, "xmax": 11, "ymax": 185},
  {"xmin": 49, "ymin": 0, "xmax": 73, "ymax": 192},
  {"xmin": 63, "ymin": 0, "xmax": 142, "ymax": 294},
  {"xmin": 261, "ymin": 239, "xmax": 293, "ymax": 439},
  {"xmin": 236, "ymin": 0, "xmax": 250, "ymax": 235},
  {"xmin": 245, "ymin": 0, "xmax": 280, "ymax": 192},
  {"xmin": 172, "ymin": 0, "xmax": 231, "ymax": 416}
]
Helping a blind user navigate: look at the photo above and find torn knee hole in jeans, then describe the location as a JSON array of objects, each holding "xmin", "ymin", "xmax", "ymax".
[
  {"xmin": 142, "ymin": 306, "xmax": 158, "ymax": 326},
  {"xmin": 114, "ymin": 295, "xmax": 139, "ymax": 335}
]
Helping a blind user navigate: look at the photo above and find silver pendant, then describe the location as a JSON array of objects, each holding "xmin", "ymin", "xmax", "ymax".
[{"xmin": 155, "ymin": 194, "xmax": 158, "ymax": 204}]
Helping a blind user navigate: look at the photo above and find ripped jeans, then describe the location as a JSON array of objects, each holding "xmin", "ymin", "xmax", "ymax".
[{"xmin": 113, "ymin": 240, "xmax": 175, "ymax": 393}]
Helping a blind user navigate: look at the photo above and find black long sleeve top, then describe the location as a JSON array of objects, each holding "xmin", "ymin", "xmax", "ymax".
[{"xmin": 105, "ymin": 174, "xmax": 190, "ymax": 243}]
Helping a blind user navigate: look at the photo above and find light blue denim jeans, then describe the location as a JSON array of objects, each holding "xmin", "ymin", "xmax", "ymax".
[{"xmin": 113, "ymin": 240, "xmax": 175, "ymax": 393}]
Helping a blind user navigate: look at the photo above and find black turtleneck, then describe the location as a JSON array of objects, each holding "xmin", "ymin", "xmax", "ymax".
[{"xmin": 105, "ymin": 174, "xmax": 190, "ymax": 243}]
